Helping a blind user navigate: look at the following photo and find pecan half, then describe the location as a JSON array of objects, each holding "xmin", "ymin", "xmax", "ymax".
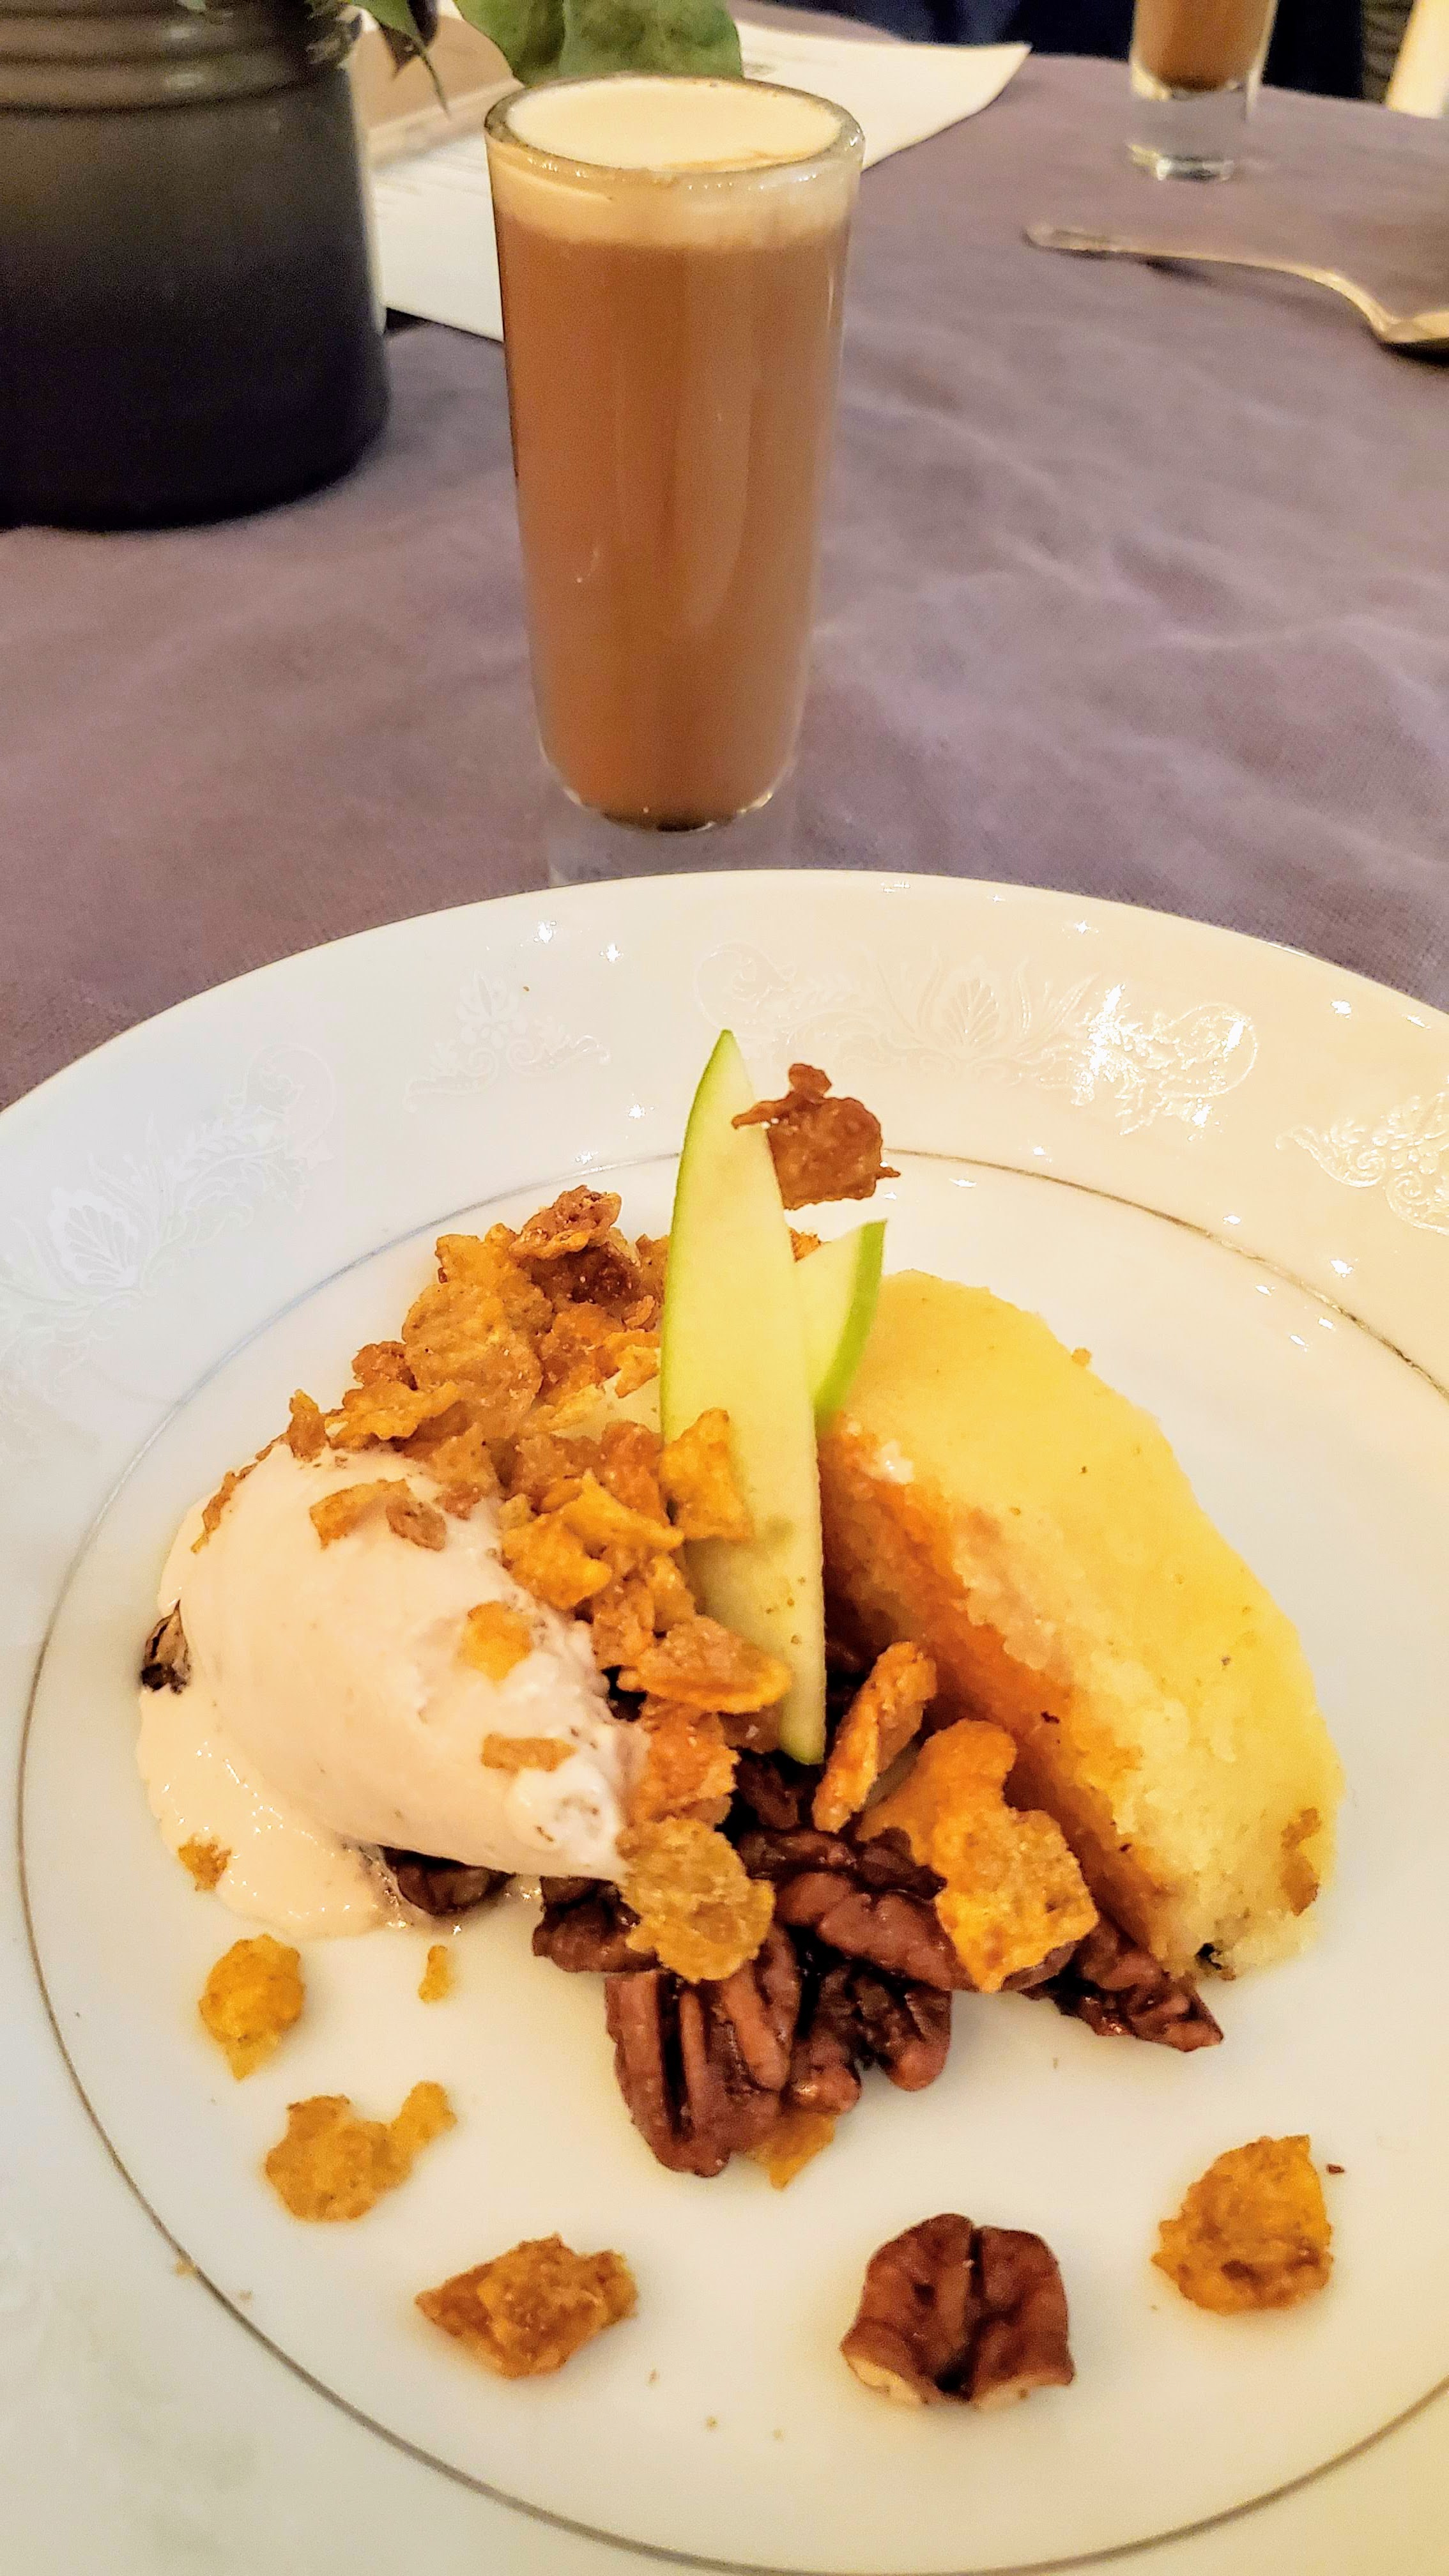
[
  {"xmin": 732, "ymin": 1752, "xmax": 811, "ymax": 1833},
  {"xmin": 776, "ymin": 1876, "xmax": 967, "ymax": 1991},
  {"xmin": 140, "ymin": 1604, "xmax": 190, "ymax": 1692},
  {"xmin": 735, "ymin": 1823, "xmax": 942, "ymax": 1905},
  {"xmin": 786, "ymin": 1965, "xmax": 864, "ymax": 2116},
  {"xmin": 383, "ymin": 1850, "xmax": 510, "ymax": 1917},
  {"xmin": 533, "ymin": 1878, "xmax": 654, "ymax": 1974},
  {"xmin": 787, "ymin": 1961, "xmax": 951, "ymax": 2112},
  {"xmin": 735, "ymin": 1819, "xmax": 965, "ymax": 2007},
  {"xmin": 841, "ymin": 2214, "xmax": 1074, "ymax": 2409},
  {"xmin": 604, "ymin": 1926, "xmax": 800, "ymax": 2178},
  {"xmin": 1037, "ymin": 1916, "xmax": 1223, "ymax": 2052},
  {"xmin": 848, "ymin": 1967, "xmax": 952, "ymax": 2092}
]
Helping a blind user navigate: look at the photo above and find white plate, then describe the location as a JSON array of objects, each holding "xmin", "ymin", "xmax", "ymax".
[{"xmin": 4, "ymin": 872, "xmax": 1448, "ymax": 2576}]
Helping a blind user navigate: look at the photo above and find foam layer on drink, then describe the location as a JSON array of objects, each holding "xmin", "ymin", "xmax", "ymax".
[{"xmin": 489, "ymin": 77, "xmax": 861, "ymax": 247}]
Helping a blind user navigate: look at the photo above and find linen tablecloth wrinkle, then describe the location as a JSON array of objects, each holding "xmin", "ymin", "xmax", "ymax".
[{"xmin": 3, "ymin": 54, "xmax": 1448, "ymax": 1112}]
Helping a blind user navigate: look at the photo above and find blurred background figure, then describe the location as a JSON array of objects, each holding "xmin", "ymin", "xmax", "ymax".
[
  {"xmin": 812, "ymin": 0, "xmax": 1365, "ymax": 100},
  {"xmin": 1364, "ymin": 0, "xmax": 1414, "ymax": 96}
]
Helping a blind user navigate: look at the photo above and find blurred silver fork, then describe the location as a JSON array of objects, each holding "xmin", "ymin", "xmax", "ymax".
[{"xmin": 1025, "ymin": 222, "xmax": 1449, "ymax": 354}]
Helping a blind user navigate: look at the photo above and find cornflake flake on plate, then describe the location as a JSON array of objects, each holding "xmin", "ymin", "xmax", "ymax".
[
  {"xmin": 264, "ymin": 2083, "xmax": 454, "ymax": 2221},
  {"xmin": 1154, "ymin": 2136, "xmax": 1333, "ymax": 2312},
  {"xmin": 750, "ymin": 2107, "xmax": 838, "ymax": 2189},
  {"xmin": 417, "ymin": 2234, "xmax": 637, "ymax": 2376},
  {"xmin": 199, "ymin": 1935, "xmax": 304, "ymax": 2079},
  {"xmin": 178, "ymin": 1833, "xmax": 231, "ymax": 1892},
  {"xmin": 418, "ymin": 1944, "xmax": 454, "ymax": 2003}
]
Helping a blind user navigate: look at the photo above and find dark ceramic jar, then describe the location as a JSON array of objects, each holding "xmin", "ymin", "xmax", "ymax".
[{"xmin": 0, "ymin": 0, "xmax": 387, "ymax": 526}]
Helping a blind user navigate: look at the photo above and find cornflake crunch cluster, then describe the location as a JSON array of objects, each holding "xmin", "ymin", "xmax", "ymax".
[
  {"xmin": 813, "ymin": 1641, "xmax": 937, "ymax": 1833},
  {"xmin": 188, "ymin": 1186, "xmax": 793, "ymax": 1987},
  {"xmin": 264, "ymin": 2083, "xmax": 455, "ymax": 2222},
  {"xmin": 620, "ymin": 1816, "xmax": 776, "ymax": 1984},
  {"xmin": 199, "ymin": 1935, "xmax": 304, "ymax": 2078},
  {"xmin": 861, "ymin": 1721, "xmax": 1098, "ymax": 1992},
  {"xmin": 1154, "ymin": 2136, "xmax": 1333, "ymax": 2313},
  {"xmin": 178, "ymin": 1832, "xmax": 231, "ymax": 1892},
  {"xmin": 732, "ymin": 1062, "xmax": 898, "ymax": 1210},
  {"xmin": 417, "ymin": 2235, "xmax": 637, "ymax": 2377}
]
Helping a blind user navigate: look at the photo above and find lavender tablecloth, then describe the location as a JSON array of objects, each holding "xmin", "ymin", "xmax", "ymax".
[{"xmin": 4, "ymin": 52, "xmax": 1448, "ymax": 1111}]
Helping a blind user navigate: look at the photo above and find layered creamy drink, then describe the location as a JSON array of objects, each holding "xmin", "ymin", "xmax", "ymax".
[
  {"xmin": 1132, "ymin": 0, "xmax": 1275, "ymax": 89},
  {"xmin": 486, "ymin": 77, "xmax": 863, "ymax": 831}
]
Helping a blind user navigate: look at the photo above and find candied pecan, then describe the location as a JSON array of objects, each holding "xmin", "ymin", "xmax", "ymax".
[
  {"xmin": 712, "ymin": 1923, "xmax": 800, "ymax": 2092},
  {"xmin": 383, "ymin": 1850, "xmax": 510, "ymax": 1917},
  {"xmin": 786, "ymin": 1961, "xmax": 951, "ymax": 2110},
  {"xmin": 732, "ymin": 1064, "xmax": 898, "ymax": 1209},
  {"xmin": 533, "ymin": 1879, "xmax": 654, "ymax": 1975},
  {"xmin": 141, "ymin": 1603, "xmax": 190, "ymax": 1692},
  {"xmin": 841, "ymin": 2214, "xmax": 1073, "ymax": 2409},
  {"xmin": 1037, "ymin": 1915, "xmax": 1223, "ymax": 2052},
  {"xmin": 734, "ymin": 1825, "xmax": 857, "ymax": 1884},
  {"xmin": 732, "ymin": 1754, "xmax": 809, "ymax": 1833},
  {"xmin": 733, "ymin": 1822, "xmax": 941, "ymax": 1903},
  {"xmin": 849, "ymin": 1968, "xmax": 952, "ymax": 2092},
  {"xmin": 604, "ymin": 1931, "xmax": 799, "ymax": 2179},
  {"xmin": 786, "ymin": 1968, "xmax": 863, "ymax": 2117},
  {"xmin": 776, "ymin": 1877, "xmax": 967, "ymax": 1993}
]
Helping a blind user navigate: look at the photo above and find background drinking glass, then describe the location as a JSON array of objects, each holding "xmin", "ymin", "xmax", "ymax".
[
  {"xmin": 1128, "ymin": 0, "xmax": 1281, "ymax": 179},
  {"xmin": 486, "ymin": 77, "xmax": 863, "ymax": 834}
]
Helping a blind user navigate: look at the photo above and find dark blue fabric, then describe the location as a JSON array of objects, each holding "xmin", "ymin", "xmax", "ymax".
[{"xmin": 796, "ymin": 0, "xmax": 1365, "ymax": 97}]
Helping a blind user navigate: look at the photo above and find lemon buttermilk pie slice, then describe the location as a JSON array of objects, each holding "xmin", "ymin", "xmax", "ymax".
[{"xmin": 818, "ymin": 1275, "xmax": 1343, "ymax": 1980}]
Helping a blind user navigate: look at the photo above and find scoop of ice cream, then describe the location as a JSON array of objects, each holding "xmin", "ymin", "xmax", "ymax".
[{"xmin": 138, "ymin": 1443, "xmax": 640, "ymax": 1935}]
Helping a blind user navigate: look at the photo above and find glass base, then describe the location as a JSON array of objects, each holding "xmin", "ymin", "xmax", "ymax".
[
  {"xmin": 540, "ymin": 763, "xmax": 802, "ymax": 888},
  {"xmin": 1127, "ymin": 139, "xmax": 1236, "ymax": 180},
  {"xmin": 1127, "ymin": 61, "xmax": 1256, "ymax": 182}
]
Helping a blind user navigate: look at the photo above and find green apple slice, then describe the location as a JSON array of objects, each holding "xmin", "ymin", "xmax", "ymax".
[
  {"xmin": 796, "ymin": 1222, "xmax": 885, "ymax": 1425},
  {"xmin": 660, "ymin": 1031, "xmax": 825, "ymax": 1763}
]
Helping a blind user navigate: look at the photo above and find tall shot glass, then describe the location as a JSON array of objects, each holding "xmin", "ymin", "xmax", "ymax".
[
  {"xmin": 1128, "ymin": 0, "xmax": 1280, "ymax": 180},
  {"xmin": 485, "ymin": 76, "xmax": 863, "ymax": 832}
]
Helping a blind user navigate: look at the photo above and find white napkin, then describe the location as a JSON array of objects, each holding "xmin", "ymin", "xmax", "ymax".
[{"xmin": 367, "ymin": 26, "xmax": 1027, "ymax": 341}]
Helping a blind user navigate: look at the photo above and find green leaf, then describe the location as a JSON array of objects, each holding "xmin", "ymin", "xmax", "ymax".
[
  {"xmin": 453, "ymin": 0, "xmax": 740, "ymax": 83},
  {"xmin": 365, "ymin": 0, "xmax": 446, "ymax": 100},
  {"xmin": 556, "ymin": 0, "xmax": 742, "ymax": 80},
  {"xmin": 452, "ymin": 0, "xmax": 567, "ymax": 82}
]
